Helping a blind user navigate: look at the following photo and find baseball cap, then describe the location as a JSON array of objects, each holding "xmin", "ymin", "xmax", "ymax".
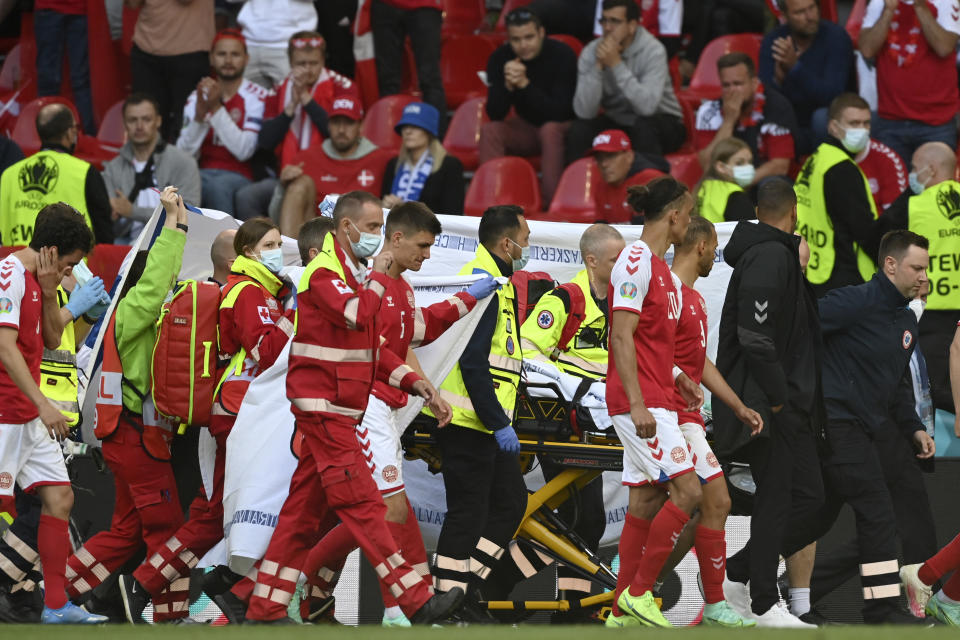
[
  {"xmin": 591, "ymin": 129, "xmax": 632, "ymax": 154},
  {"xmin": 329, "ymin": 95, "xmax": 363, "ymax": 121},
  {"xmin": 394, "ymin": 102, "xmax": 440, "ymax": 138}
]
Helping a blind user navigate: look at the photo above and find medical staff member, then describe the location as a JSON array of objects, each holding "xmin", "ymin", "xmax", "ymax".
[{"xmin": 696, "ymin": 138, "xmax": 756, "ymax": 224}]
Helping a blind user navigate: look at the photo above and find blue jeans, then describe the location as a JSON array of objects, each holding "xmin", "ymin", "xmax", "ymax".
[
  {"xmin": 871, "ymin": 115, "xmax": 958, "ymax": 165},
  {"xmin": 200, "ymin": 169, "xmax": 251, "ymax": 217},
  {"xmin": 34, "ymin": 10, "xmax": 96, "ymax": 135}
]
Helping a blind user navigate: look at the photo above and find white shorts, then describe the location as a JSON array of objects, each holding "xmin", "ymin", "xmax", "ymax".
[
  {"xmin": 612, "ymin": 408, "xmax": 695, "ymax": 487},
  {"xmin": 357, "ymin": 396, "xmax": 404, "ymax": 497},
  {"xmin": 0, "ymin": 418, "xmax": 70, "ymax": 496},
  {"xmin": 679, "ymin": 422, "xmax": 724, "ymax": 484}
]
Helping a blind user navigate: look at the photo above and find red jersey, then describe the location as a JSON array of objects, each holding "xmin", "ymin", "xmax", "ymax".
[
  {"xmin": 674, "ymin": 283, "xmax": 708, "ymax": 427},
  {"xmin": 0, "ymin": 256, "xmax": 43, "ymax": 423},
  {"xmin": 857, "ymin": 139, "xmax": 907, "ymax": 212},
  {"xmin": 594, "ymin": 169, "xmax": 664, "ymax": 224},
  {"xmin": 372, "ymin": 275, "xmax": 476, "ymax": 408},
  {"xmin": 182, "ymin": 80, "xmax": 266, "ymax": 179},
  {"xmin": 294, "ymin": 143, "xmax": 394, "ymax": 204},
  {"xmin": 606, "ymin": 240, "xmax": 683, "ymax": 415}
]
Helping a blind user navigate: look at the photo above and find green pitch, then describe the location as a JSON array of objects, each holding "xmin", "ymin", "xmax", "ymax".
[{"xmin": 2, "ymin": 625, "xmax": 957, "ymax": 639}]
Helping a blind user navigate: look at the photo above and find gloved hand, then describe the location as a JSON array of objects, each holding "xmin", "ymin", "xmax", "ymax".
[
  {"xmin": 65, "ymin": 276, "xmax": 107, "ymax": 320},
  {"xmin": 466, "ymin": 276, "xmax": 499, "ymax": 300},
  {"xmin": 85, "ymin": 294, "xmax": 112, "ymax": 321},
  {"xmin": 494, "ymin": 425, "xmax": 521, "ymax": 455}
]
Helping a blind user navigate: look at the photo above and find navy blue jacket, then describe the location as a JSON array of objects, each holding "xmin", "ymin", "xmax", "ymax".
[{"xmin": 819, "ymin": 272, "xmax": 924, "ymax": 439}]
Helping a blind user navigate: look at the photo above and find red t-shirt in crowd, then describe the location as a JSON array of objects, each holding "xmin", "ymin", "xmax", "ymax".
[
  {"xmin": 607, "ymin": 240, "xmax": 682, "ymax": 415},
  {"xmin": 594, "ymin": 168, "xmax": 664, "ymax": 224},
  {"xmin": 858, "ymin": 139, "xmax": 908, "ymax": 212},
  {"xmin": 294, "ymin": 142, "xmax": 394, "ymax": 204},
  {"xmin": 182, "ymin": 79, "xmax": 266, "ymax": 179},
  {"xmin": 674, "ymin": 283, "xmax": 708, "ymax": 427},
  {"xmin": 862, "ymin": 0, "xmax": 960, "ymax": 125},
  {"xmin": 0, "ymin": 256, "xmax": 43, "ymax": 424},
  {"xmin": 694, "ymin": 83, "xmax": 797, "ymax": 164},
  {"xmin": 35, "ymin": 0, "xmax": 84, "ymax": 14}
]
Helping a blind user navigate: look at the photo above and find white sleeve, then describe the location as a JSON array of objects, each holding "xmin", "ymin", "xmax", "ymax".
[
  {"xmin": 659, "ymin": 0, "xmax": 683, "ymax": 36},
  {"xmin": 861, "ymin": 0, "xmax": 885, "ymax": 29},
  {"xmin": 176, "ymin": 92, "xmax": 209, "ymax": 157},
  {"xmin": 935, "ymin": 0, "xmax": 960, "ymax": 36},
  {"xmin": 593, "ymin": 0, "xmax": 602, "ymax": 37},
  {"xmin": 209, "ymin": 107, "xmax": 258, "ymax": 162},
  {"xmin": 0, "ymin": 269, "xmax": 25, "ymax": 331},
  {"xmin": 610, "ymin": 246, "xmax": 651, "ymax": 314}
]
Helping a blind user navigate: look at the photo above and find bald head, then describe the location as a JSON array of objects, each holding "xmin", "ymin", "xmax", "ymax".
[
  {"xmin": 579, "ymin": 223, "xmax": 625, "ymax": 294},
  {"xmin": 211, "ymin": 229, "xmax": 237, "ymax": 285},
  {"xmin": 36, "ymin": 103, "xmax": 77, "ymax": 148},
  {"xmin": 911, "ymin": 142, "xmax": 956, "ymax": 188}
]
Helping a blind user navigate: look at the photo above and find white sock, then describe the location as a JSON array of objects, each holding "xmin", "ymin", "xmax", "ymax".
[
  {"xmin": 789, "ymin": 588, "xmax": 811, "ymax": 616},
  {"xmin": 937, "ymin": 590, "xmax": 960, "ymax": 605},
  {"xmin": 384, "ymin": 605, "xmax": 403, "ymax": 619}
]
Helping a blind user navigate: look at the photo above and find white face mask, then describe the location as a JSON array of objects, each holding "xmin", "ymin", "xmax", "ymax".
[
  {"xmin": 729, "ymin": 164, "xmax": 756, "ymax": 187},
  {"xmin": 71, "ymin": 259, "xmax": 93, "ymax": 287},
  {"xmin": 909, "ymin": 298, "xmax": 926, "ymax": 322},
  {"xmin": 841, "ymin": 126, "xmax": 870, "ymax": 154}
]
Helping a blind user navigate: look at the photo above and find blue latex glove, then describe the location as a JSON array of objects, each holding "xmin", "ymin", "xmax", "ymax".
[
  {"xmin": 85, "ymin": 295, "xmax": 112, "ymax": 321},
  {"xmin": 65, "ymin": 276, "xmax": 107, "ymax": 320},
  {"xmin": 466, "ymin": 275, "xmax": 499, "ymax": 300},
  {"xmin": 494, "ymin": 425, "xmax": 521, "ymax": 455}
]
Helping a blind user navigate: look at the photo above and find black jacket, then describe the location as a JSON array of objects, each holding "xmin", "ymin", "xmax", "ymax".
[
  {"xmin": 382, "ymin": 154, "xmax": 465, "ymax": 215},
  {"xmin": 485, "ymin": 38, "xmax": 577, "ymax": 126},
  {"xmin": 713, "ymin": 220, "xmax": 824, "ymax": 459},
  {"xmin": 819, "ymin": 272, "xmax": 924, "ymax": 440}
]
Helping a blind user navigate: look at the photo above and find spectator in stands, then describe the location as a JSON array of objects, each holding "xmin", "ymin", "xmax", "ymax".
[
  {"xmin": 316, "ymin": 0, "xmax": 357, "ymax": 78},
  {"xmin": 696, "ymin": 137, "xmax": 757, "ymax": 223},
  {"xmin": 592, "ymin": 0, "xmax": 684, "ymax": 55},
  {"xmin": 127, "ymin": 0, "xmax": 215, "ymax": 142},
  {"xmin": 590, "ymin": 129, "xmax": 667, "ymax": 224},
  {"xmin": 859, "ymin": 0, "xmax": 960, "ymax": 163},
  {"xmin": 0, "ymin": 104, "xmax": 112, "ymax": 246},
  {"xmin": 566, "ymin": 0, "xmax": 685, "ymax": 165},
  {"xmin": 695, "ymin": 53, "xmax": 797, "ymax": 183},
  {"xmin": 0, "ymin": 135, "xmax": 23, "ymax": 176},
  {"xmin": 33, "ymin": 0, "xmax": 96, "ymax": 135},
  {"xmin": 758, "ymin": 0, "xmax": 854, "ymax": 155},
  {"xmin": 371, "ymin": 0, "xmax": 447, "ymax": 125},
  {"xmin": 858, "ymin": 136, "xmax": 908, "ymax": 214},
  {"xmin": 480, "ymin": 8, "xmax": 577, "ymax": 206},
  {"xmin": 683, "ymin": 0, "xmax": 766, "ymax": 75},
  {"xmin": 103, "ymin": 94, "xmax": 201, "ymax": 245},
  {"xmin": 237, "ymin": 0, "xmax": 318, "ymax": 90},
  {"xmin": 382, "ymin": 102, "xmax": 465, "ymax": 215},
  {"xmin": 177, "ymin": 29, "xmax": 266, "ymax": 217}
]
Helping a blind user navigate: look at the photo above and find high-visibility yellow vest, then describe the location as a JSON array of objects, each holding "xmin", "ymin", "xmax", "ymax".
[
  {"xmin": 697, "ymin": 179, "xmax": 744, "ymax": 224},
  {"xmin": 520, "ymin": 269, "xmax": 608, "ymax": 380},
  {"xmin": 795, "ymin": 142, "xmax": 877, "ymax": 285},
  {"xmin": 430, "ymin": 244, "xmax": 522, "ymax": 433},
  {"xmin": 909, "ymin": 180, "xmax": 960, "ymax": 311},
  {"xmin": 0, "ymin": 150, "xmax": 93, "ymax": 246},
  {"xmin": 40, "ymin": 286, "xmax": 79, "ymax": 427}
]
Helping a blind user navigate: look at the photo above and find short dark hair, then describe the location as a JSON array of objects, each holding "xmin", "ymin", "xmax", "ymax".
[
  {"xmin": 717, "ymin": 52, "xmax": 755, "ymax": 77},
  {"xmin": 676, "ymin": 215, "xmax": 715, "ymax": 254},
  {"xmin": 122, "ymin": 92, "xmax": 161, "ymax": 119},
  {"xmin": 233, "ymin": 217, "xmax": 279, "ymax": 257},
  {"xmin": 298, "ymin": 217, "xmax": 335, "ymax": 265},
  {"xmin": 828, "ymin": 92, "xmax": 870, "ymax": 122},
  {"xmin": 505, "ymin": 6, "xmax": 543, "ymax": 28},
  {"xmin": 601, "ymin": 0, "xmax": 639, "ymax": 22},
  {"xmin": 478, "ymin": 205, "xmax": 524, "ymax": 249},
  {"xmin": 756, "ymin": 177, "xmax": 797, "ymax": 222},
  {"xmin": 332, "ymin": 191, "xmax": 382, "ymax": 224},
  {"xmin": 29, "ymin": 203, "xmax": 93, "ymax": 255},
  {"xmin": 386, "ymin": 201, "xmax": 442, "ymax": 238},
  {"xmin": 626, "ymin": 176, "xmax": 689, "ymax": 223},
  {"xmin": 878, "ymin": 230, "xmax": 929, "ymax": 266},
  {"xmin": 36, "ymin": 104, "xmax": 74, "ymax": 145}
]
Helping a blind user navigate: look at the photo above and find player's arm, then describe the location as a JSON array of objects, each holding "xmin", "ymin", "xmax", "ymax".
[
  {"xmin": 406, "ymin": 347, "xmax": 451, "ymax": 426},
  {"xmin": 702, "ymin": 357, "xmax": 763, "ymax": 435},
  {"xmin": 410, "ymin": 291, "xmax": 477, "ymax": 348},
  {"xmin": 0, "ymin": 328, "xmax": 68, "ymax": 438},
  {"xmin": 37, "ymin": 249, "xmax": 69, "ymax": 350},
  {"xmin": 610, "ymin": 309, "xmax": 657, "ymax": 438},
  {"xmin": 949, "ymin": 323, "xmax": 960, "ymax": 437}
]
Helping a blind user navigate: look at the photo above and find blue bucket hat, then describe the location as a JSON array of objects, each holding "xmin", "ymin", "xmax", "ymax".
[{"xmin": 394, "ymin": 102, "xmax": 440, "ymax": 138}]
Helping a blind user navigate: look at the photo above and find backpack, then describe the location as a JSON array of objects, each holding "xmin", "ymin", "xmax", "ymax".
[
  {"xmin": 151, "ymin": 280, "xmax": 221, "ymax": 427},
  {"xmin": 510, "ymin": 271, "xmax": 587, "ymax": 353}
]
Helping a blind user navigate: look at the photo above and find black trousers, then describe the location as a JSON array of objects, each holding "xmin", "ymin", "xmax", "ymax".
[
  {"xmin": 434, "ymin": 425, "xmax": 527, "ymax": 594},
  {"xmin": 130, "ymin": 45, "xmax": 210, "ymax": 142},
  {"xmin": 370, "ymin": 0, "xmax": 446, "ymax": 120},
  {"xmin": 316, "ymin": 0, "xmax": 358, "ymax": 79},
  {"xmin": 725, "ymin": 410, "xmax": 824, "ymax": 615},
  {"xmin": 0, "ymin": 490, "xmax": 43, "ymax": 589},
  {"xmin": 920, "ymin": 310, "xmax": 960, "ymax": 413},
  {"xmin": 564, "ymin": 113, "xmax": 686, "ymax": 166}
]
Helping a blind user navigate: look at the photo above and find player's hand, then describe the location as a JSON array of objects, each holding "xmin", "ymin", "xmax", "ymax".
[
  {"xmin": 412, "ymin": 379, "xmax": 435, "ymax": 402},
  {"xmin": 425, "ymin": 390, "xmax": 452, "ymax": 428},
  {"xmin": 37, "ymin": 246, "xmax": 68, "ymax": 295},
  {"xmin": 675, "ymin": 372, "xmax": 704, "ymax": 412},
  {"xmin": 914, "ymin": 430, "xmax": 935, "ymax": 459},
  {"xmin": 630, "ymin": 402, "xmax": 657, "ymax": 439},
  {"xmin": 736, "ymin": 404, "xmax": 764, "ymax": 436},
  {"xmin": 39, "ymin": 400, "xmax": 69, "ymax": 440},
  {"xmin": 372, "ymin": 251, "xmax": 393, "ymax": 274}
]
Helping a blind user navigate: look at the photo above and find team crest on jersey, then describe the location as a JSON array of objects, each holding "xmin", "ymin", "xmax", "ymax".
[
  {"xmin": 406, "ymin": 290, "xmax": 416, "ymax": 308},
  {"xmin": 506, "ymin": 336, "xmax": 515, "ymax": 354},
  {"xmin": 0, "ymin": 472, "xmax": 11, "ymax": 489},
  {"xmin": 0, "ymin": 298, "xmax": 11, "ymax": 314},
  {"xmin": 382, "ymin": 465, "xmax": 399, "ymax": 483},
  {"xmin": 670, "ymin": 446, "xmax": 687, "ymax": 464},
  {"xmin": 619, "ymin": 282, "xmax": 638, "ymax": 299},
  {"xmin": 706, "ymin": 452, "xmax": 719, "ymax": 468},
  {"xmin": 537, "ymin": 310, "xmax": 554, "ymax": 329},
  {"xmin": 903, "ymin": 330, "xmax": 913, "ymax": 349}
]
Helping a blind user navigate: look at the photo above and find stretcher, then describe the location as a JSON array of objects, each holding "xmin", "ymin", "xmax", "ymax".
[{"xmin": 402, "ymin": 381, "xmax": 624, "ymax": 617}]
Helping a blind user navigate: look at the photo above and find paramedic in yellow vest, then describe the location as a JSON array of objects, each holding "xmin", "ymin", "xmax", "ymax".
[
  {"xmin": 795, "ymin": 92, "xmax": 881, "ymax": 297},
  {"xmin": 696, "ymin": 138, "xmax": 757, "ymax": 224},
  {"xmin": 518, "ymin": 222, "xmax": 624, "ymax": 619},
  {"xmin": 0, "ymin": 104, "xmax": 113, "ymax": 246},
  {"xmin": 430, "ymin": 205, "xmax": 530, "ymax": 620},
  {"xmin": 880, "ymin": 141, "xmax": 960, "ymax": 415}
]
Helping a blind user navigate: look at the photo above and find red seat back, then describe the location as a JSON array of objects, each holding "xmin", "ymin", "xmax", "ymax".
[
  {"xmin": 442, "ymin": 0, "xmax": 486, "ymax": 36},
  {"xmin": 441, "ymin": 35, "xmax": 498, "ymax": 108},
  {"xmin": 97, "ymin": 99, "xmax": 126, "ymax": 148},
  {"xmin": 464, "ymin": 157, "xmax": 541, "ymax": 216},
  {"xmin": 443, "ymin": 97, "xmax": 488, "ymax": 171},
  {"xmin": 846, "ymin": 0, "xmax": 867, "ymax": 43},
  {"xmin": 667, "ymin": 152, "xmax": 703, "ymax": 191},
  {"xmin": 0, "ymin": 44, "xmax": 20, "ymax": 92},
  {"xmin": 361, "ymin": 94, "xmax": 418, "ymax": 152},
  {"xmin": 87, "ymin": 244, "xmax": 133, "ymax": 290},
  {"xmin": 549, "ymin": 34, "xmax": 583, "ymax": 58},
  {"xmin": 547, "ymin": 158, "xmax": 600, "ymax": 223},
  {"xmin": 12, "ymin": 96, "xmax": 83, "ymax": 155},
  {"xmin": 686, "ymin": 34, "xmax": 762, "ymax": 99}
]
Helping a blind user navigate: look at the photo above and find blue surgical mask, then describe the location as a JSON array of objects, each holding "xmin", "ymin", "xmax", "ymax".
[
  {"xmin": 348, "ymin": 220, "xmax": 382, "ymax": 259},
  {"xmin": 729, "ymin": 164, "xmax": 756, "ymax": 188},
  {"xmin": 841, "ymin": 127, "xmax": 870, "ymax": 154},
  {"xmin": 509, "ymin": 238, "xmax": 530, "ymax": 271},
  {"xmin": 909, "ymin": 168, "xmax": 930, "ymax": 195},
  {"xmin": 259, "ymin": 248, "xmax": 284, "ymax": 273}
]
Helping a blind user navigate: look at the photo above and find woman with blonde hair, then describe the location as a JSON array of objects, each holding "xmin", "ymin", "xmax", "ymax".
[{"xmin": 696, "ymin": 137, "xmax": 756, "ymax": 223}]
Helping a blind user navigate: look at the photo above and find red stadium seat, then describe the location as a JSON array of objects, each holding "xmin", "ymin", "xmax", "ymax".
[
  {"xmin": 548, "ymin": 158, "xmax": 600, "ymax": 223},
  {"xmin": 667, "ymin": 152, "xmax": 703, "ymax": 190},
  {"xmin": 441, "ymin": 34, "xmax": 498, "ymax": 108},
  {"xmin": 464, "ymin": 156, "xmax": 541, "ymax": 216},
  {"xmin": 361, "ymin": 94, "xmax": 418, "ymax": 152},
  {"xmin": 549, "ymin": 34, "xmax": 583, "ymax": 58},
  {"xmin": 681, "ymin": 34, "xmax": 762, "ymax": 101},
  {"xmin": 443, "ymin": 97, "xmax": 488, "ymax": 171},
  {"xmin": 846, "ymin": 0, "xmax": 867, "ymax": 44},
  {"xmin": 97, "ymin": 99, "xmax": 126, "ymax": 148},
  {"xmin": 442, "ymin": 0, "xmax": 486, "ymax": 36},
  {"xmin": 0, "ymin": 44, "xmax": 20, "ymax": 92},
  {"xmin": 13, "ymin": 96, "xmax": 83, "ymax": 154},
  {"xmin": 676, "ymin": 93, "xmax": 701, "ymax": 153},
  {"xmin": 87, "ymin": 244, "xmax": 132, "ymax": 288}
]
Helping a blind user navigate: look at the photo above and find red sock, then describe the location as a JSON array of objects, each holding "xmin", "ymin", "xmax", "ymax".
[
  {"xmin": 694, "ymin": 525, "xmax": 726, "ymax": 604},
  {"xmin": 919, "ymin": 532, "xmax": 960, "ymax": 585},
  {"xmin": 380, "ymin": 521, "xmax": 406, "ymax": 608},
  {"xmin": 38, "ymin": 514, "xmax": 69, "ymax": 609},
  {"xmin": 397, "ymin": 502, "xmax": 433, "ymax": 591},
  {"xmin": 630, "ymin": 501, "xmax": 689, "ymax": 596},
  {"xmin": 303, "ymin": 524, "xmax": 358, "ymax": 582},
  {"xmin": 612, "ymin": 513, "xmax": 651, "ymax": 616}
]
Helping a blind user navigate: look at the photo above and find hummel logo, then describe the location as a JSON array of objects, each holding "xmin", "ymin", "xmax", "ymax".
[
  {"xmin": 754, "ymin": 300, "xmax": 768, "ymax": 324},
  {"xmin": 626, "ymin": 264, "xmax": 638, "ymax": 275}
]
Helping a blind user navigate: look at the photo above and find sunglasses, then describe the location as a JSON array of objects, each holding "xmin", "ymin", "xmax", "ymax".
[
  {"xmin": 505, "ymin": 8, "xmax": 537, "ymax": 25},
  {"xmin": 291, "ymin": 37, "xmax": 324, "ymax": 49}
]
